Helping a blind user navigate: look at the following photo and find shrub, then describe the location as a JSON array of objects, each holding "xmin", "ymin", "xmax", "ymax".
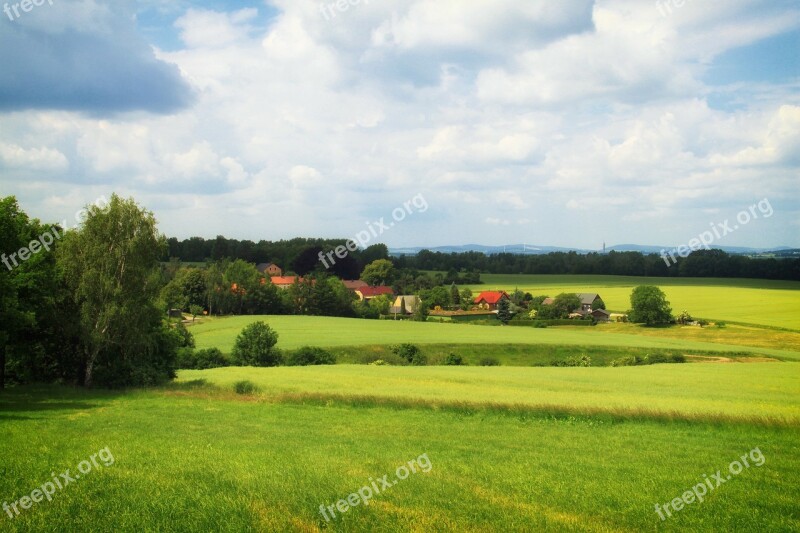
[
  {"xmin": 610, "ymin": 355, "xmax": 645, "ymax": 367},
  {"xmin": 478, "ymin": 357, "xmax": 500, "ymax": 366},
  {"xmin": 194, "ymin": 348, "xmax": 229, "ymax": 369},
  {"xmin": 174, "ymin": 322, "xmax": 195, "ymax": 348},
  {"xmin": 176, "ymin": 347, "xmax": 197, "ymax": 369},
  {"xmin": 287, "ymin": 346, "xmax": 336, "ymax": 366},
  {"xmin": 391, "ymin": 344, "xmax": 427, "ymax": 366},
  {"xmin": 716, "ymin": 321, "xmax": 727, "ymax": 328},
  {"xmin": 551, "ymin": 355, "xmax": 591, "ymax": 367},
  {"xmin": 444, "ymin": 353, "xmax": 465, "ymax": 366},
  {"xmin": 370, "ymin": 359, "xmax": 389, "ymax": 366},
  {"xmin": 233, "ymin": 380, "xmax": 260, "ymax": 395},
  {"xmin": 232, "ymin": 321, "xmax": 281, "ymax": 367}
]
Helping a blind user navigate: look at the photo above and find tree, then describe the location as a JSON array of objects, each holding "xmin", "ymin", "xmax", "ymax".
[
  {"xmin": 231, "ymin": 321, "xmax": 281, "ymax": 367},
  {"xmin": 189, "ymin": 305, "xmax": 204, "ymax": 322},
  {"xmin": 628, "ymin": 285, "xmax": 672, "ymax": 326},
  {"xmin": 58, "ymin": 195, "xmax": 171, "ymax": 387},
  {"xmin": 293, "ymin": 246, "xmax": 324, "ymax": 276},
  {"xmin": 361, "ymin": 259, "xmax": 395, "ymax": 286},
  {"xmin": 459, "ymin": 288, "xmax": 473, "ymax": 311},
  {"xmin": 450, "ymin": 283, "xmax": 460, "ymax": 306},
  {"xmin": 552, "ymin": 293, "xmax": 581, "ymax": 318},
  {"xmin": 497, "ymin": 298, "xmax": 512, "ymax": 324},
  {"xmin": 225, "ymin": 259, "xmax": 260, "ymax": 315}
]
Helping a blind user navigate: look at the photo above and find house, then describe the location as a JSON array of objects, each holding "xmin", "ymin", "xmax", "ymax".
[
  {"xmin": 576, "ymin": 293, "xmax": 603, "ymax": 313},
  {"xmin": 390, "ymin": 295, "xmax": 420, "ymax": 316},
  {"xmin": 256, "ymin": 263, "xmax": 283, "ymax": 276},
  {"xmin": 355, "ymin": 286, "xmax": 394, "ymax": 301},
  {"xmin": 591, "ymin": 309, "xmax": 610, "ymax": 322},
  {"xmin": 541, "ymin": 297, "xmax": 555, "ymax": 306},
  {"xmin": 473, "ymin": 291, "xmax": 510, "ymax": 310},
  {"xmin": 270, "ymin": 276, "xmax": 303, "ymax": 290},
  {"xmin": 342, "ymin": 280, "xmax": 369, "ymax": 291}
]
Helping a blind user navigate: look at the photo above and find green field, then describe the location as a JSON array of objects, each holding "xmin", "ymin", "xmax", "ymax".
[
  {"xmin": 189, "ymin": 315, "xmax": 800, "ymax": 361},
  {"xmin": 4, "ymin": 275, "xmax": 799, "ymax": 531},
  {"xmin": 1, "ymin": 365, "xmax": 798, "ymax": 531},
  {"xmin": 468, "ymin": 275, "xmax": 800, "ymax": 330}
]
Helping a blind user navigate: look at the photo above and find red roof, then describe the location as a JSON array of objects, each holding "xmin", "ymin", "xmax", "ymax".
[
  {"xmin": 342, "ymin": 280, "xmax": 369, "ymax": 290},
  {"xmin": 357, "ymin": 286, "xmax": 394, "ymax": 297},
  {"xmin": 473, "ymin": 291, "xmax": 509, "ymax": 304},
  {"xmin": 270, "ymin": 276, "xmax": 303, "ymax": 285}
]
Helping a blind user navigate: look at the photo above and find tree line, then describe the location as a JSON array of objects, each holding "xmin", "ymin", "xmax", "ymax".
[{"xmin": 393, "ymin": 249, "xmax": 800, "ymax": 281}]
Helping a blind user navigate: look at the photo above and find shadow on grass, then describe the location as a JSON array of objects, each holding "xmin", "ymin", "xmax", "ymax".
[{"xmin": 0, "ymin": 384, "xmax": 120, "ymax": 418}]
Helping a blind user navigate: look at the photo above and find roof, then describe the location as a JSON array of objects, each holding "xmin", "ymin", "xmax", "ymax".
[
  {"xmin": 270, "ymin": 276, "xmax": 303, "ymax": 285},
  {"xmin": 473, "ymin": 291, "xmax": 509, "ymax": 304},
  {"xmin": 542, "ymin": 297, "xmax": 555, "ymax": 305},
  {"xmin": 577, "ymin": 293, "xmax": 600, "ymax": 305},
  {"xmin": 342, "ymin": 280, "xmax": 369, "ymax": 290},
  {"xmin": 591, "ymin": 308, "xmax": 610, "ymax": 316},
  {"xmin": 357, "ymin": 286, "xmax": 394, "ymax": 297}
]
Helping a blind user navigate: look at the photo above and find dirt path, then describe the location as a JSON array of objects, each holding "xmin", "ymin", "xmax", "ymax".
[{"xmin": 686, "ymin": 355, "xmax": 779, "ymax": 363}]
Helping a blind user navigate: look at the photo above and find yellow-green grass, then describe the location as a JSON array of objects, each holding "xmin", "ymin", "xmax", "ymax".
[
  {"xmin": 467, "ymin": 274, "xmax": 800, "ymax": 330},
  {"xmin": 189, "ymin": 315, "xmax": 800, "ymax": 361},
  {"xmin": 2, "ymin": 369, "xmax": 799, "ymax": 532},
  {"xmin": 178, "ymin": 364, "xmax": 800, "ymax": 426}
]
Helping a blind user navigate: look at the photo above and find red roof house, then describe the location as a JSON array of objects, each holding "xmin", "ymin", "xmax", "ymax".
[
  {"xmin": 473, "ymin": 291, "xmax": 510, "ymax": 310},
  {"xmin": 355, "ymin": 286, "xmax": 394, "ymax": 301}
]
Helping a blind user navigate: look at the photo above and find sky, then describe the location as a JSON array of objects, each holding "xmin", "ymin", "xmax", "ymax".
[{"xmin": 0, "ymin": 0, "xmax": 798, "ymax": 251}]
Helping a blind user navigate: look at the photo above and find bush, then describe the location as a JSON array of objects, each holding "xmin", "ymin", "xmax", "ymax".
[
  {"xmin": 611, "ymin": 353, "xmax": 686, "ymax": 366},
  {"xmin": 610, "ymin": 355, "xmax": 645, "ymax": 367},
  {"xmin": 287, "ymin": 346, "xmax": 336, "ymax": 366},
  {"xmin": 233, "ymin": 380, "xmax": 260, "ymax": 395},
  {"xmin": 444, "ymin": 353, "xmax": 465, "ymax": 366},
  {"xmin": 552, "ymin": 355, "xmax": 592, "ymax": 367},
  {"xmin": 176, "ymin": 347, "xmax": 196, "ymax": 369},
  {"xmin": 174, "ymin": 322, "xmax": 195, "ymax": 348},
  {"xmin": 195, "ymin": 348, "xmax": 229, "ymax": 369},
  {"xmin": 370, "ymin": 359, "xmax": 389, "ymax": 366},
  {"xmin": 391, "ymin": 344, "xmax": 427, "ymax": 366},
  {"xmin": 478, "ymin": 357, "xmax": 500, "ymax": 366},
  {"xmin": 231, "ymin": 321, "xmax": 281, "ymax": 367}
]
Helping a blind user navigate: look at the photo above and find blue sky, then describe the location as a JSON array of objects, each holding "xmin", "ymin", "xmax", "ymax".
[{"xmin": 0, "ymin": 0, "xmax": 798, "ymax": 250}]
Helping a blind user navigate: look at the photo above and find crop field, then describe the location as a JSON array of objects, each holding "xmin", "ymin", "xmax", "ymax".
[
  {"xmin": 468, "ymin": 275, "xmax": 800, "ymax": 330},
  {"xmin": 1, "ymin": 364, "xmax": 798, "ymax": 532}
]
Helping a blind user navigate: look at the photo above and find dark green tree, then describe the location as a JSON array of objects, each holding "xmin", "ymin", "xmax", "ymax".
[
  {"xmin": 497, "ymin": 298, "xmax": 512, "ymax": 324},
  {"xmin": 628, "ymin": 286, "xmax": 672, "ymax": 326},
  {"xmin": 231, "ymin": 321, "xmax": 280, "ymax": 366}
]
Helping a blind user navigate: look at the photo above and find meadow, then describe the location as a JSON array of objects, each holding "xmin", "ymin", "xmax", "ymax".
[
  {"xmin": 1, "ymin": 365, "xmax": 798, "ymax": 532},
  {"xmin": 189, "ymin": 315, "xmax": 800, "ymax": 361},
  {"xmin": 468, "ymin": 274, "xmax": 800, "ymax": 330}
]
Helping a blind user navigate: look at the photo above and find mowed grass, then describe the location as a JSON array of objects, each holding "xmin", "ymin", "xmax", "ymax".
[
  {"xmin": 468, "ymin": 274, "xmax": 800, "ymax": 330},
  {"xmin": 189, "ymin": 315, "xmax": 800, "ymax": 361},
  {"xmin": 1, "ymin": 364, "xmax": 799, "ymax": 532}
]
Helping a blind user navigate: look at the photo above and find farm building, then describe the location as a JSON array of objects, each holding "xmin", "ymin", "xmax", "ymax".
[
  {"xmin": 256, "ymin": 262, "xmax": 283, "ymax": 276},
  {"xmin": 270, "ymin": 276, "xmax": 303, "ymax": 289},
  {"xmin": 473, "ymin": 291, "xmax": 510, "ymax": 310},
  {"xmin": 355, "ymin": 286, "xmax": 394, "ymax": 301},
  {"xmin": 390, "ymin": 295, "xmax": 420, "ymax": 316}
]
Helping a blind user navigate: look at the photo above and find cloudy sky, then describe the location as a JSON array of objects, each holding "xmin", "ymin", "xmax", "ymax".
[{"xmin": 1, "ymin": 0, "xmax": 798, "ymax": 250}]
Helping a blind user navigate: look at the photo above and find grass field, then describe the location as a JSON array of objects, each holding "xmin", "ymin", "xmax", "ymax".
[
  {"xmin": 1, "ymin": 365, "xmax": 798, "ymax": 531},
  {"xmin": 189, "ymin": 315, "xmax": 800, "ymax": 361},
  {"xmin": 467, "ymin": 275, "xmax": 800, "ymax": 330}
]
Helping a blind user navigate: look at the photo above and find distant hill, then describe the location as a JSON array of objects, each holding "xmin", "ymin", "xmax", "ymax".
[{"xmin": 389, "ymin": 244, "xmax": 794, "ymax": 256}]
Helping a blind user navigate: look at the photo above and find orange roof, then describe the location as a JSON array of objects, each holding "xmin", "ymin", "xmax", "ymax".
[
  {"xmin": 270, "ymin": 276, "xmax": 303, "ymax": 285},
  {"xmin": 356, "ymin": 286, "xmax": 394, "ymax": 297},
  {"xmin": 473, "ymin": 291, "xmax": 509, "ymax": 304}
]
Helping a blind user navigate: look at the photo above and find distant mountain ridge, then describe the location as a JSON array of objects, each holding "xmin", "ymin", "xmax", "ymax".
[{"xmin": 388, "ymin": 244, "xmax": 793, "ymax": 256}]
